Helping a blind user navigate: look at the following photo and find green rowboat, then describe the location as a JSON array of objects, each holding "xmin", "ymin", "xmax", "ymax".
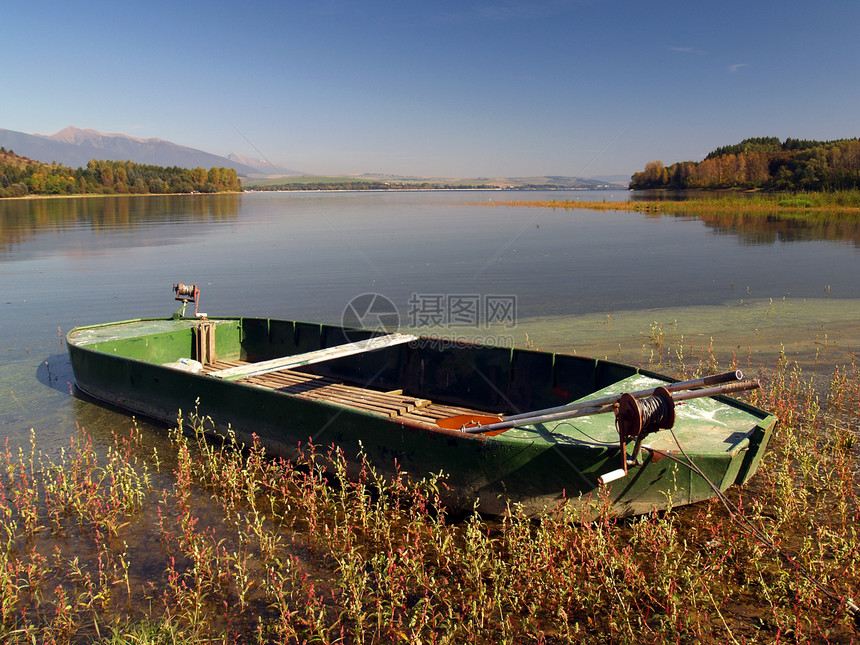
[{"xmin": 67, "ymin": 307, "xmax": 775, "ymax": 517}]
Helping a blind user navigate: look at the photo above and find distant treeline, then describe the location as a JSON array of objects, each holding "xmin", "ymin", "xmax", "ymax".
[
  {"xmin": 630, "ymin": 137, "xmax": 860, "ymax": 191},
  {"xmin": 250, "ymin": 181, "xmax": 491, "ymax": 191},
  {"xmin": 0, "ymin": 148, "xmax": 242, "ymax": 198}
]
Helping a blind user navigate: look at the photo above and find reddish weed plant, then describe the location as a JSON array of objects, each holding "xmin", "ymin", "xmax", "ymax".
[{"xmin": 0, "ymin": 348, "xmax": 858, "ymax": 644}]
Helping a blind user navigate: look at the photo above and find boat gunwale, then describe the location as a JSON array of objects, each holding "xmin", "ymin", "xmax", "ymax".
[
  {"xmin": 66, "ymin": 325, "xmax": 493, "ymax": 443},
  {"xmin": 66, "ymin": 316, "xmax": 778, "ymax": 440},
  {"xmin": 66, "ymin": 316, "xmax": 776, "ymax": 447}
]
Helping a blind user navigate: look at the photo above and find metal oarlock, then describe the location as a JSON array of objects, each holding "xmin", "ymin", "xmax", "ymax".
[{"xmin": 173, "ymin": 282, "xmax": 200, "ymax": 317}]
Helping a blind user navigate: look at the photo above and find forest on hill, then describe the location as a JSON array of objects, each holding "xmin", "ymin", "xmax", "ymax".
[
  {"xmin": 630, "ymin": 137, "xmax": 860, "ymax": 191},
  {"xmin": 0, "ymin": 148, "xmax": 242, "ymax": 197}
]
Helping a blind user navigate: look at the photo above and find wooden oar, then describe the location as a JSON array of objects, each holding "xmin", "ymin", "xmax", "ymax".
[
  {"xmin": 437, "ymin": 369, "xmax": 744, "ymax": 432},
  {"xmin": 209, "ymin": 333, "xmax": 417, "ymax": 381},
  {"xmin": 448, "ymin": 379, "xmax": 759, "ymax": 436}
]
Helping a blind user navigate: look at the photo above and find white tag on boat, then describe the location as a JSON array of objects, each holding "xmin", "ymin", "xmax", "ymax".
[
  {"xmin": 162, "ymin": 358, "xmax": 204, "ymax": 374},
  {"xmin": 598, "ymin": 469, "xmax": 627, "ymax": 485}
]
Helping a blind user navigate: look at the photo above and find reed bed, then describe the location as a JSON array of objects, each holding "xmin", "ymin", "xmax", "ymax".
[
  {"xmin": 1, "ymin": 346, "xmax": 858, "ymax": 644},
  {"xmin": 485, "ymin": 190, "xmax": 860, "ymax": 217}
]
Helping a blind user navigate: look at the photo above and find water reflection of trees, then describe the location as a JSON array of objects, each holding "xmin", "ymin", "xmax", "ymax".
[
  {"xmin": 0, "ymin": 194, "xmax": 240, "ymax": 255},
  {"xmin": 677, "ymin": 211, "xmax": 860, "ymax": 248}
]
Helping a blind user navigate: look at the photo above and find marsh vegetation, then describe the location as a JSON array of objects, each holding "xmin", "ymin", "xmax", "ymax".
[
  {"xmin": 2, "ymin": 342, "xmax": 858, "ymax": 643},
  {"xmin": 485, "ymin": 189, "xmax": 860, "ymax": 218}
]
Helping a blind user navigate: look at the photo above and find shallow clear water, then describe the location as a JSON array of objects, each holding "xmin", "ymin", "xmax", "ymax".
[{"xmin": 1, "ymin": 190, "xmax": 859, "ymax": 452}]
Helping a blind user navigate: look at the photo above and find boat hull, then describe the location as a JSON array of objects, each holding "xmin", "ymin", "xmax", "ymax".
[{"xmin": 67, "ymin": 317, "xmax": 776, "ymax": 517}]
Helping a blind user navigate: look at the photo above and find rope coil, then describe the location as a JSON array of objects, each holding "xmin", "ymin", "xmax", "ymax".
[
  {"xmin": 615, "ymin": 386, "xmax": 676, "ymax": 442},
  {"xmin": 636, "ymin": 393, "xmax": 675, "ymax": 430},
  {"xmin": 173, "ymin": 282, "xmax": 200, "ymax": 317},
  {"xmin": 174, "ymin": 282, "xmax": 197, "ymax": 298}
]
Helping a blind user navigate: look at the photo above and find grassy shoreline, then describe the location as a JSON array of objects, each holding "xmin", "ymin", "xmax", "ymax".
[
  {"xmin": 1, "ymin": 190, "xmax": 243, "ymax": 201},
  {"xmin": 480, "ymin": 190, "xmax": 860, "ymax": 217}
]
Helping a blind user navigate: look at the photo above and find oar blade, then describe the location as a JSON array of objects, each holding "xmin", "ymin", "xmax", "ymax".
[{"xmin": 436, "ymin": 414, "xmax": 503, "ymax": 430}]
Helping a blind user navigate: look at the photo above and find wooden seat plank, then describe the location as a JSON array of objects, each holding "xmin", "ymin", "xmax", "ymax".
[{"xmin": 208, "ymin": 333, "xmax": 417, "ymax": 380}]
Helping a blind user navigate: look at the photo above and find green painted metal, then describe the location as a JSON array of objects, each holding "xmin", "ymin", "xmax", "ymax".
[{"xmin": 67, "ymin": 316, "xmax": 777, "ymax": 517}]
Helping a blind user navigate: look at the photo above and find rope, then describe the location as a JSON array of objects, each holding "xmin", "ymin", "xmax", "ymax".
[
  {"xmin": 175, "ymin": 282, "xmax": 197, "ymax": 297},
  {"xmin": 638, "ymin": 394, "xmax": 674, "ymax": 432},
  {"xmin": 651, "ymin": 430, "xmax": 860, "ymax": 627}
]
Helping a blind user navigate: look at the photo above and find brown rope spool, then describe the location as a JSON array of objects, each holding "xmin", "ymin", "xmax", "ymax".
[
  {"xmin": 174, "ymin": 282, "xmax": 198, "ymax": 298},
  {"xmin": 615, "ymin": 385, "xmax": 676, "ymax": 445}
]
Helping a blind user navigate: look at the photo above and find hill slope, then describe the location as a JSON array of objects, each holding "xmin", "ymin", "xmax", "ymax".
[{"xmin": 0, "ymin": 127, "xmax": 260, "ymax": 176}]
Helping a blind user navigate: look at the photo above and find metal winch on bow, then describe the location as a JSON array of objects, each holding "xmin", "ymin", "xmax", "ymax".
[{"xmin": 614, "ymin": 386, "xmax": 676, "ymax": 473}]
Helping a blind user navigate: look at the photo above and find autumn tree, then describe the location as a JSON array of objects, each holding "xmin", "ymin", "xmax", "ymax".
[{"xmin": 630, "ymin": 137, "xmax": 860, "ymax": 190}]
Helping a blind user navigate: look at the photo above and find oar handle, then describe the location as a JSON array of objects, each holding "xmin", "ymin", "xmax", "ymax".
[
  {"xmin": 671, "ymin": 379, "xmax": 759, "ymax": 402},
  {"xmin": 692, "ymin": 370, "xmax": 744, "ymax": 389}
]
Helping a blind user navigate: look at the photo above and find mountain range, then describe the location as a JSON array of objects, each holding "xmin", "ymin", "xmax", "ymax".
[
  {"xmin": 0, "ymin": 126, "xmax": 299, "ymax": 177},
  {"xmin": 0, "ymin": 126, "xmax": 627, "ymax": 186}
]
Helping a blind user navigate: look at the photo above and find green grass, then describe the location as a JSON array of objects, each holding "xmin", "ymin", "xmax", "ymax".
[{"xmin": 484, "ymin": 189, "xmax": 860, "ymax": 218}]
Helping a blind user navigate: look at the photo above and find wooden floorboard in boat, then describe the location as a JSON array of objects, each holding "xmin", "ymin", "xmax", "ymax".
[
  {"xmin": 397, "ymin": 403, "xmax": 488, "ymax": 424},
  {"xmin": 203, "ymin": 359, "xmax": 488, "ymax": 425}
]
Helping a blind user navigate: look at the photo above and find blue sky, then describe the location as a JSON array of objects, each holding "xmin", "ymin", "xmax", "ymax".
[{"xmin": 2, "ymin": 0, "xmax": 858, "ymax": 177}]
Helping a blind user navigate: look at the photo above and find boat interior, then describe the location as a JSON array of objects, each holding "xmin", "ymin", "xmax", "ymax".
[
  {"xmin": 201, "ymin": 318, "xmax": 643, "ymax": 423},
  {"xmin": 203, "ymin": 357, "xmax": 486, "ymax": 427},
  {"xmin": 73, "ymin": 317, "xmax": 648, "ymax": 429}
]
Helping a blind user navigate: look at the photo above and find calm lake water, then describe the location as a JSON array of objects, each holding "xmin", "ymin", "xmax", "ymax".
[{"xmin": 2, "ymin": 190, "xmax": 860, "ymax": 454}]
